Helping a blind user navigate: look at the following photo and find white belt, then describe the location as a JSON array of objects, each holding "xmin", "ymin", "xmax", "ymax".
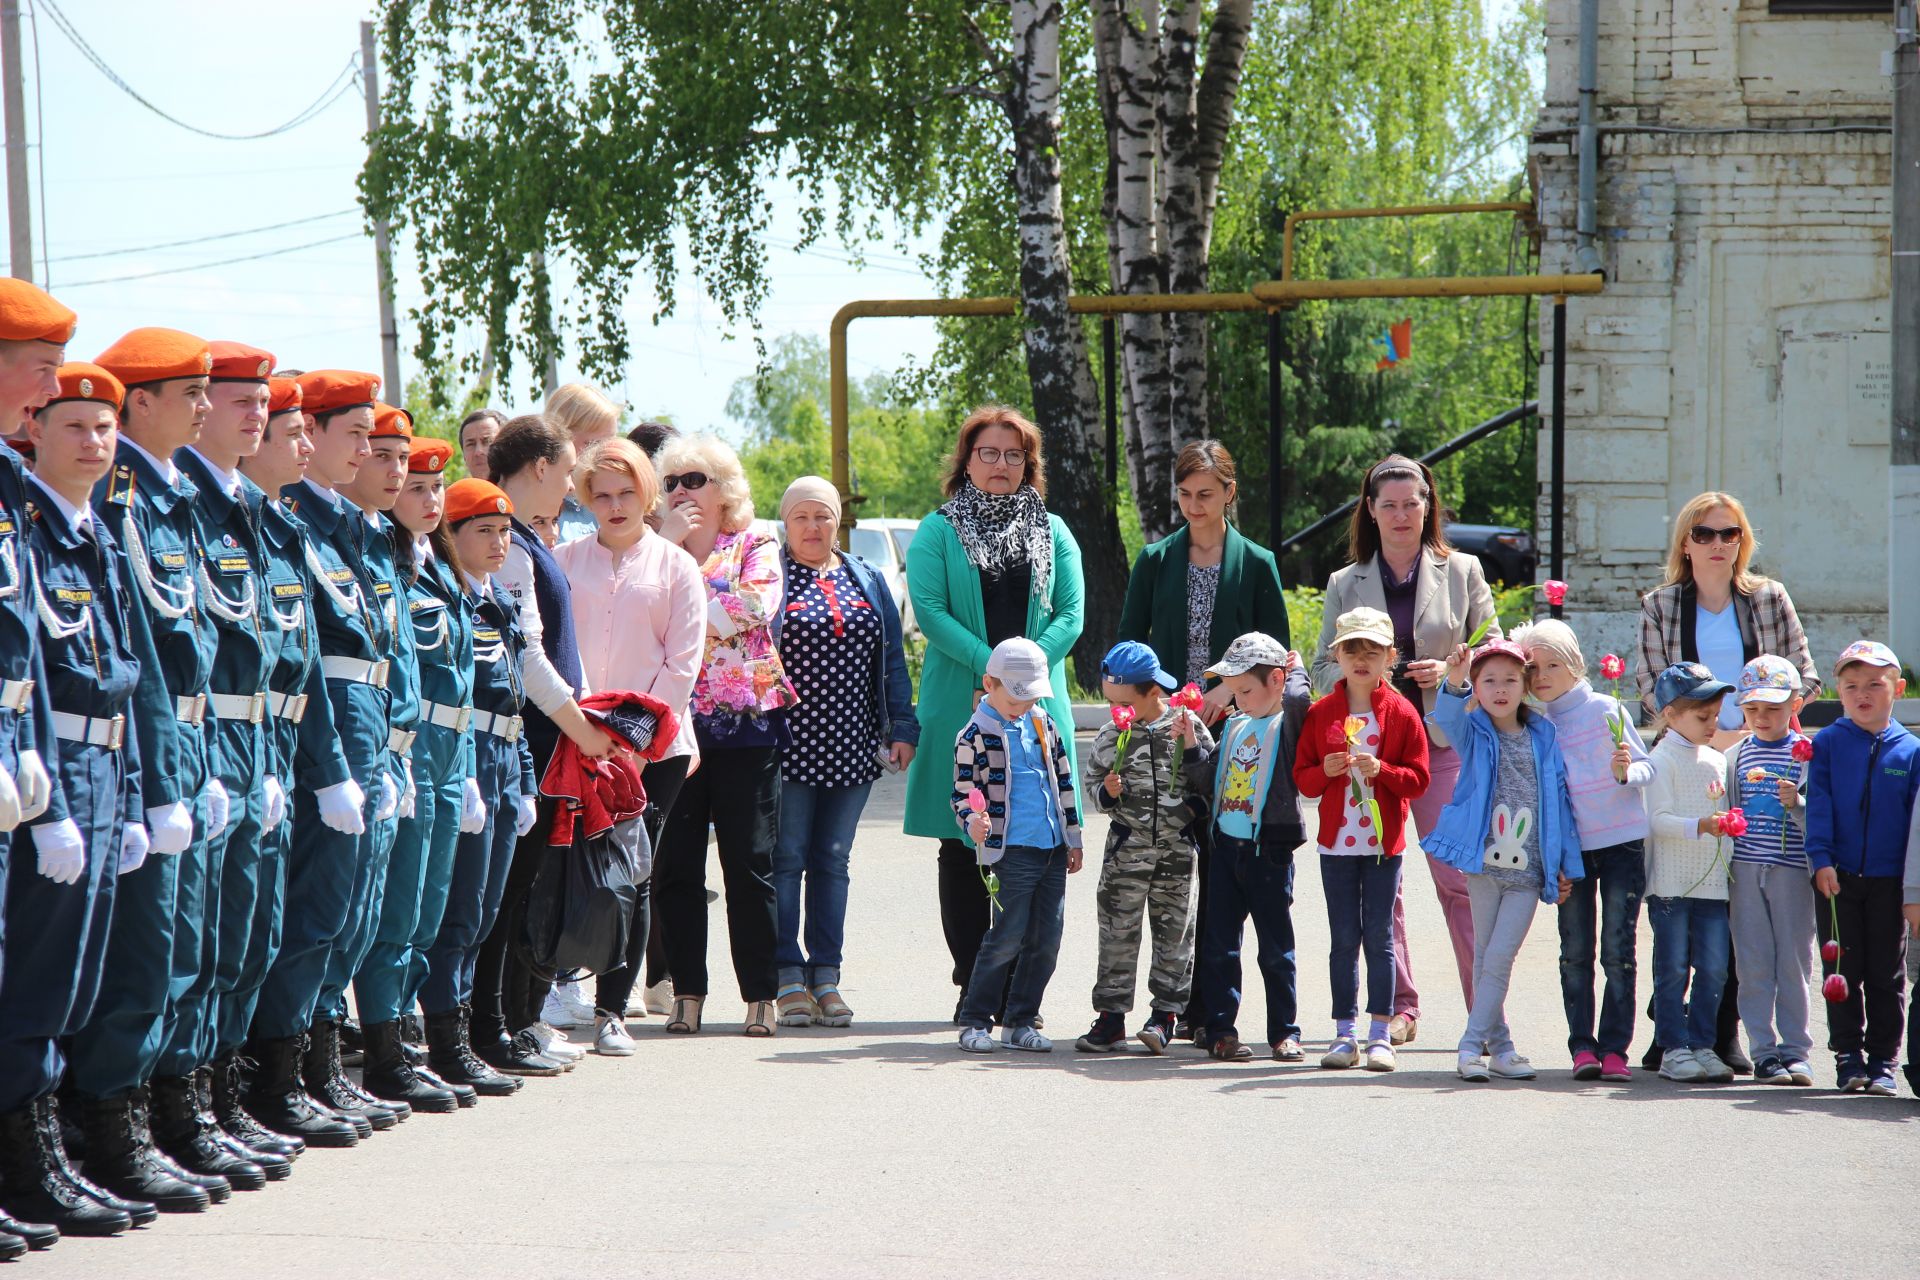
[
  {"xmin": 472, "ymin": 710, "xmax": 523, "ymax": 742},
  {"xmin": 422, "ymin": 701, "xmax": 473, "ymax": 734},
  {"xmin": 208, "ymin": 692, "xmax": 268, "ymax": 724},
  {"xmin": 0, "ymin": 678, "xmax": 32, "ymax": 713},
  {"xmin": 175, "ymin": 694, "xmax": 207, "ymax": 726},
  {"xmin": 52, "ymin": 710, "xmax": 125, "ymax": 751},
  {"xmin": 388, "ymin": 728, "xmax": 416, "ymax": 755},
  {"xmin": 269, "ymin": 691, "xmax": 309, "ymax": 724},
  {"xmin": 321, "ymin": 656, "xmax": 389, "ymax": 688}
]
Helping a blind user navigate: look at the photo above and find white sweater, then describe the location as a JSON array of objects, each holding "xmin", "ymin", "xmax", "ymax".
[{"xmin": 1643, "ymin": 733, "xmax": 1731, "ymax": 901}]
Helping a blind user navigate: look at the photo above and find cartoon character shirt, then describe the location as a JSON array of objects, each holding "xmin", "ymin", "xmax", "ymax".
[{"xmin": 1216, "ymin": 711, "xmax": 1278, "ymax": 840}]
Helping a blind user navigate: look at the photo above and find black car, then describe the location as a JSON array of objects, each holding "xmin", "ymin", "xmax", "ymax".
[{"xmin": 1444, "ymin": 522, "xmax": 1535, "ymax": 586}]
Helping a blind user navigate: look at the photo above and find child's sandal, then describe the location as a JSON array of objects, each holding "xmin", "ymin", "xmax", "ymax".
[{"xmin": 665, "ymin": 994, "xmax": 704, "ymax": 1035}]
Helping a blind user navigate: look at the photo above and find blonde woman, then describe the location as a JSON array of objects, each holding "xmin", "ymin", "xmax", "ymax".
[
  {"xmin": 652, "ymin": 434, "xmax": 798, "ymax": 1036},
  {"xmin": 544, "ymin": 381, "xmax": 621, "ymax": 544},
  {"xmin": 1635, "ymin": 491, "xmax": 1818, "ymax": 740}
]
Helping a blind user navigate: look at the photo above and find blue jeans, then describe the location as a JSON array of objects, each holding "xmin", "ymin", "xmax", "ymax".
[
  {"xmin": 1648, "ymin": 895, "xmax": 1731, "ymax": 1051},
  {"xmin": 1200, "ymin": 829, "xmax": 1299, "ymax": 1047},
  {"xmin": 959, "ymin": 844, "xmax": 1068, "ymax": 1030},
  {"xmin": 1557, "ymin": 840, "xmax": 1646, "ymax": 1057},
  {"xmin": 774, "ymin": 780, "xmax": 874, "ymax": 990},
  {"xmin": 1319, "ymin": 853, "xmax": 1401, "ymax": 1023}
]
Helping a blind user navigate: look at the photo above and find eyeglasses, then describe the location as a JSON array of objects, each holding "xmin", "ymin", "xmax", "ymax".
[
  {"xmin": 663, "ymin": 471, "xmax": 709, "ymax": 493},
  {"xmin": 1689, "ymin": 524, "xmax": 1743, "ymax": 546},
  {"xmin": 972, "ymin": 446, "xmax": 1026, "ymax": 467}
]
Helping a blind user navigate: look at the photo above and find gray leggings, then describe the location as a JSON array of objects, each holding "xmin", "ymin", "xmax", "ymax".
[
  {"xmin": 1728, "ymin": 863, "xmax": 1815, "ymax": 1062},
  {"xmin": 1460, "ymin": 874, "xmax": 1540, "ymax": 1058}
]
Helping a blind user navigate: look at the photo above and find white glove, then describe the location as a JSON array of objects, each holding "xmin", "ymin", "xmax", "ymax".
[
  {"xmin": 460, "ymin": 777, "xmax": 487, "ymax": 834},
  {"xmin": 0, "ymin": 761, "xmax": 20, "ymax": 833},
  {"xmin": 398, "ymin": 758, "xmax": 417, "ymax": 819},
  {"xmin": 119, "ymin": 822, "xmax": 150, "ymax": 876},
  {"xmin": 514, "ymin": 794, "xmax": 539, "ymax": 838},
  {"xmin": 31, "ymin": 817, "xmax": 83, "ymax": 885},
  {"xmin": 374, "ymin": 772, "xmax": 399, "ymax": 823},
  {"xmin": 15, "ymin": 748, "xmax": 49, "ymax": 821},
  {"xmin": 263, "ymin": 776, "xmax": 288, "ymax": 830},
  {"xmin": 146, "ymin": 800, "xmax": 195, "ymax": 855},
  {"xmin": 203, "ymin": 777, "xmax": 230, "ymax": 841},
  {"xmin": 316, "ymin": 779, "xmax": 367, "ymax": 835}
]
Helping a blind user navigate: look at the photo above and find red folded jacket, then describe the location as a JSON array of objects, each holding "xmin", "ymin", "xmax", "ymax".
[{"xmin": 540, "ymin": 689, "xmax": 679, "ymax": 845}]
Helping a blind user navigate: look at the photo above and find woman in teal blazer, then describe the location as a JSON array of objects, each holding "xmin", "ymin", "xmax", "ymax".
[{"xmin": 903, "ymin": 407, "xmax": 1084, "ymax": 1013}]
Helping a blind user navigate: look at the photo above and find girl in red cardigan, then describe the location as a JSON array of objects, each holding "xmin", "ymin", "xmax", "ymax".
[{"xmin": 1295, "ymin": 607, "xmax": 1430, "ymax": 1071}]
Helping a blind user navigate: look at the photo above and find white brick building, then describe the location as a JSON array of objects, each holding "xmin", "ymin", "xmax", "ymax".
[{"xmin": 1529, "ymin": 0, "xmax": 1894, "ymax": 668}]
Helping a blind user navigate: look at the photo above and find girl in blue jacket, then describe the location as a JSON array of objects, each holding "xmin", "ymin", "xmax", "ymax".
[{"xmin": 1424, "ymin": 640, "xmax": 1584, "ymax": 1083}]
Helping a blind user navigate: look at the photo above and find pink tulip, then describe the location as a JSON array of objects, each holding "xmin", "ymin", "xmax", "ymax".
[{"xmin": 1542, "ymin": 579, "xmax": 1568, "ymax": 607}]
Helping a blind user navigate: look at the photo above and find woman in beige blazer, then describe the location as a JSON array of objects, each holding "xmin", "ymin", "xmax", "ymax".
[{"xmin": 1312, "ymin": 455, "xmax": 1500, "ymax": 1044}]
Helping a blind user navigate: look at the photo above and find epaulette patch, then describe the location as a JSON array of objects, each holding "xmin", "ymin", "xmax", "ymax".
[{"xmin": 106, "ymin": 464, "xmax": 135, "ymax": 506}]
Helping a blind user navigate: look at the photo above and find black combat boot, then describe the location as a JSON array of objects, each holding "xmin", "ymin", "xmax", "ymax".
[
  {"xmin": 425, "ymin": 1007, "xmax": 519, "ymax": 1097},
  {"xmin": 211, "ymin": 1051, "xmax": 303, "ymax": 1160},
  {"xmin": 0, "ymin": 1100, "xmax": 132, "ymax": 1237},
  {"xmin": 240, "ymin": 1035, "xmax": 358, "ymax": 1148},
  {"xmin": 361, "ymin": 1021, "xmax": 458, "ymax": 1114},
  {"xmin": 75, "ymin": 1092, "xmax": 210, "ymax": 1212},
  {"xmin": 0, "ymin": 1208, "xmax": 56, "ymax": 1251},
  {"xmin": 194, "ymin": 1068, "xmax": 291, "ymax": 1181},
  {"xmin": 149, "ymin": 1075, "xmax": 261, "ymax": 1191},
  {"xmin": 302, "ymin": 1020, "xmax": 397, "ymax": 1130}
]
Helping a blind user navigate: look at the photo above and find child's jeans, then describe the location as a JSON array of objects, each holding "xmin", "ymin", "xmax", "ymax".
[
  {"xmin": 1460, "ymin": 874, "xmax": 1538, "ymax": 1058},
  {"xmin": 1091, "ymin": 841, "xmax": 1196, "ymax": 1014},
  {"xmin": 1199, "ymin": 828, "xmax": 1299, "ymax": 1048},
  {"xmin": 1648, "ymin": 894, "xmax": 1731, "ymax": 1051},
  {"xmin": 958, "ymin": 844, "xmax": 1069, "ymax": 1031},
  {"xmin": 1557, "ymin": 840, "xmax": 1645, "ymax": 1058},
  {"xmin": 1319, "ymin": 853, "xmax": 1401, "ymax": 1023},
  {"xmin": 1728, "ymin": 861, "xmax": 1815, "ymax": 1063},
  {"xmin": 1815, "ymin": 871, "xmax": 1908, "ymax": 1063}
]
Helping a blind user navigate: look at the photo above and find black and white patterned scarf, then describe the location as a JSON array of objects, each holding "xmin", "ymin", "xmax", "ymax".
[{"xmin": 939, "ymin": 480, "xmax": 1053, "ymax": 602}]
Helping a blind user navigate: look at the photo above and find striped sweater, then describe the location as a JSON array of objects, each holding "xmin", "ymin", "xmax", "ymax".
[{"xmin": 951, "ymin": 702, "xmax": 1083, "ymax": 860}]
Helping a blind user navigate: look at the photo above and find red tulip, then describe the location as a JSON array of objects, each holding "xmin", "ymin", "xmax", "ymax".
[
  {"xmin": 1791, "ymin": 738, "xmax": 1815, "ymax": 764},
  {"xmin": 1111, "ymin": 704, "xmax": 1136, "ymax": 731},
  {"xmin": 1821, "ymin": 939, "xmax": 1842, "ymax": 965},
  {"xmin": 1171, "ymin": 682, "xmax": 1205, "ymax": 712},
  {"xmin": 1542, "ymin": 579, "xmax": 1568, "ymax": 607},
  {"xmin": 1718, "ymin": 808, "xmax": 1748, "ymax": 838},
  {"xmin": 1823, "ymin": 973, "xmax": 1850, "ymax": 1004},
  {"xmin": 1599, "ymin": 653, "xmax": 1625, "ymax": 682}
]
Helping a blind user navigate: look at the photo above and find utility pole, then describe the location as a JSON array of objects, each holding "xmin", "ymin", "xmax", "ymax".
[
  {"xmin": 361, "ymin": 20, "xmax": 402, "ymax": 399},
  {"xmin": 1, "ymin": 1, "xmax": 31, "ymax": 282},
  {"xmin": 1891, "ymin": 2, "xmax": 1920, "ymax": 659}
]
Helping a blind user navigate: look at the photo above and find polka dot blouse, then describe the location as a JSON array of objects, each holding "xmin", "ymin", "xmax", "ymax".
[{"xmin": 779, "ymin": 551, "xmax": 884, "ymax": 788}]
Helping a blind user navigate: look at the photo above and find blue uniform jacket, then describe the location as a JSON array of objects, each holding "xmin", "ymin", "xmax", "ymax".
[
  {"xmin": 362, "ymin": 514, "xmax": 420, "ymax": 740},
  {"xmin": 176, "ymin": 449, "xmax": 277, "ymax": 710},
  {"xmin": 255, "ymin": 494, "xmax": 350, "ymax": 791},
  {"xmin": 469, "ymin": 576, "xmax": 537, "ymax": 796},
  {"xmin": 407, "ymin": 546, "xmax": 475, "ymax": 778},
  {"xmin": 1804, "ymin": 717, "xmax": 1920, "ymax": 878},
  {"xmin": 0, "ymin": 447, "xmax": 63, "ymax": 825}
]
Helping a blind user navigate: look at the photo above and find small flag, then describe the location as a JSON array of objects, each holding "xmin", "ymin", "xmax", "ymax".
[{"xmin": 1374, "ymin": 318, "xmax": 1413, "ymax": 371}]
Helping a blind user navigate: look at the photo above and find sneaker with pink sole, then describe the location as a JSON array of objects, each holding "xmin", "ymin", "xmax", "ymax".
[
  {"xmin": 1600, "ymin": 1052, "xmax": 1632, "ymax": 1082},
  {"xmin": 1571, "ymin": 1050, "xmax": 1602, "ymax": 1081}
]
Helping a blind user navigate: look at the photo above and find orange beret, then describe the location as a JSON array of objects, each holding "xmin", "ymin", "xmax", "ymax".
[
  {"xmin": 444, "ymin": 478, "xmax": 513, "ymax": 525},
  {"xmin": 295, "ymin": 369, "xmax": 381, "ymax": 417},
  {"xmin": 208, "ymin": 340, "xmax": 276, "ymax": 383},
  {"xmin": 407, "ymin": 437, "xmax": 452, "ymax": 474},
  {"xmin": 267, "ymin": 377, "xmax": 303, "ymax": 418},
  {"xmin": 0, "ymin": 278, "xmax": 76, "ymax": 345},
  {"xmin": 43, "ymin": 362, "xmax": 125, "ymax": 414},
  {"xmin": 371, "ymin": 401, "xmax": 413, "ymax": 440},
  {"xmin": 95, "ymin": 327, "xmax": 211, "ymax": 387}
]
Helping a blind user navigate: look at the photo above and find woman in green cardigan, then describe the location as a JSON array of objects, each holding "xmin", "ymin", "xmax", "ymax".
[{"xmin": 904, "ymin": 406, "xmax": 1084, "ymax": 1016}]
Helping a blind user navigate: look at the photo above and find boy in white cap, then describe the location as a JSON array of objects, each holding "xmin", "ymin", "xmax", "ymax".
[{"xmin": 950, "ymin": 637, "xmax": 1083, "ymax": 1053}]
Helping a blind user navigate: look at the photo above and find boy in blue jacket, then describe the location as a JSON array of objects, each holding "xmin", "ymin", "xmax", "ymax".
[{"xmin": 1805, "ymin": 641, "xmax": 1918, "ymax": 1096}]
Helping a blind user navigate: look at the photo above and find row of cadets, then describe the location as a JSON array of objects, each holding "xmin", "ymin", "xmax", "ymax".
[
  {"xmin": 1, "ymin": 361, "xmax": 148, "ymax": 1240},
  {"xmin": 232, "ymin": 375, "xmax": 367, "ymax": 1148}
]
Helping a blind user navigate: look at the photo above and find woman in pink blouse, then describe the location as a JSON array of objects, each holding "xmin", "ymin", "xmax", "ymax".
[
  {"xmin": 554, "ymin": 438, "xmax": 705, "ymax": 1055},
  {"xmin": 649, "ymin": 434, "xmax": 798, "ymax": 1037}
]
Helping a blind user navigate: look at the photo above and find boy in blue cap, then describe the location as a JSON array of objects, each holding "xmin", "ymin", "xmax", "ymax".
[{"xmin": 1075, "ymin": 641, "xmax": 1213, "ymax": 1054}]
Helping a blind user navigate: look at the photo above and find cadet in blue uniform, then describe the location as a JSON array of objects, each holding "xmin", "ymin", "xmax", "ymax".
[
  {"xmin": 251, "ymin": 369, "xmax": 401, "ymax": 1139},
  {"xmin": 171, "ymin": 341, "xmax": 297, "ymax": 1182},
  {"xmin": 234, "ymin": 377, "xmax": 365, "ymax": 1150},
  {"xmin": 0, "ymin": 364, "xmax": 148, "ymax": 1238},
  {"xmin": 70, "ymin": 330, "xmax": 254, "ymax": 1198},
  {"xmin": 421, "ymin": 478, "xmax": 537, "ymax": 1100}
]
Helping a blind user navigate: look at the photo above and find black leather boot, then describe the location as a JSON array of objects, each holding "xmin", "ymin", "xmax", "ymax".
[
  {"xmin": 398, "ymin": 1011, "xmax": 428, "ymax": 1065},
  {"xmin": 212, "ymin": 1052, "xmax": 303, "ymax": 1160},
  {"xmin": 0, "ymin": 1209, "xmax": 56, "ymax": 1251},
  {"xmin": 302, "ymin": 1020, "xmax": 397, "ymax": 1131},
  {"xmin": 0, "ymin": 1100, "xmax": 133, "ymax": 1236},
  {"xmin": 473, "ymin": 1020, "xmax": 566, "ymax": 1077},
  {"xmin": 426, "ymin": 1008, "xmax": 519, "ymax": 1096},
  {"xmin": 75, "ymin": 1092, "xmax": 210, "ymax": 1213},
  {"xmin": 194, "ymin": 1068, "xmax": 290, "ymax": 1181},
  {"xmin": 414, "ymin": 1061, "xmax": 477, "ymax": 1107},
  {"xmin": 339, "ymin": 1015, "xmax": 365, "ymax": 1066},
  {"xmin": 42, "ymin": 1095, "xmax": 163, "ymax": 1223},
  {"xmin": 0, "ymin": 1227, "xmax": 21, "ymax": 1260},
  {"xmin": 149, "ymin": 1075, "xmax": 263, "ymax": 1191},
  {"xmin": 240, "ymin": 1036, "xmax": 358, "ymax": 1148},
  {"xmin": 361, "ymin": 1021, "xmax": 458, "ymax": 1114}
]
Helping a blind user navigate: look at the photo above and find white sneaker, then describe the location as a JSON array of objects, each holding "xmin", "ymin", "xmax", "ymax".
[
  {"xmin": 642, "ymin": 980, "xmax": 673, "ymax": 1017},
  {"xmin": 528, "ymin": 1021, "xmax": 586, "ymax": 1061},
  {"xmin": 594, "ymin": 1013, "xmax": 637, "ymax": 1057},
  {"xmin": 1488, "ymin": 1051, "xmax": 1537, "ymax": 1080},
  {"xmin": 544, "ymin": 981, "xmax": 596, "ymax": 1029},
  {"xmin": 958, "ymin": 1026, "xmax": 995, "ymax": 1054},
  {"xmin": 1457, "ymin": 1052, "xmax": 1491, "ymax": 1082},
  {"xmin": 1658, "ymin": 1047, "xmax": 1707, "ymax": 1082},
  {"xmin": 1692, "ymin": 1047, "xmax": 1735, "ymax": 1083}
]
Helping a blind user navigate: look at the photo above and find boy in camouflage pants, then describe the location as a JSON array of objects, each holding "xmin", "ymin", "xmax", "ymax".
[{"xmin": 1076, "ymin": 642, "xmax": 1214, "ymax": 1055}]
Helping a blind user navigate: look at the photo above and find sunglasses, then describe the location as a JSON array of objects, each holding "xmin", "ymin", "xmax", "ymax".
[
  {"xmin": 663, "ymin": 471, "xmax": 709, "ymax": 494},
  {"xmin": 1689, "ymin": 524, "xmax": 1743, "ymax": 546}
]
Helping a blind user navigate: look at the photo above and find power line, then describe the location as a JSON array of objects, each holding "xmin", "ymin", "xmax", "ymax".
[
  {"xmin": 49, "ymin": 209, "xmax": 359, "ymax": 264},
  {"xmin": 38, "ymin": 0, "xmax": 360, "ymax": 142},
  {"xmin": 59, "ymin": 233, "xmax": 365, "ymax": 288}
]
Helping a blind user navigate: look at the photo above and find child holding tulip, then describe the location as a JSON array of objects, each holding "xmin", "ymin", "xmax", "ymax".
[{"xmin": 1721, "ymin": 656, "xmax": 1816, "ymax": 1086}]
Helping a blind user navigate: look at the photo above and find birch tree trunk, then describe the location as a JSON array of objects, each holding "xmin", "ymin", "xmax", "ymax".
[{"xmin": 1008, "ymin": 0, "xmax": 1127, "ymax": 687}]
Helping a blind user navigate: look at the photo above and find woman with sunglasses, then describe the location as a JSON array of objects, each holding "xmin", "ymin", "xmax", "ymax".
[
  {"xmin": 652, "ymin": 435, "xmax": 798, "ymax": 1037},
  {"xmin": 904, "ymin": 405, "xmax": 1084, "ymax": 1024},
  {"xmin": 1635, "ymin": 493, "xmax": 1818, "ymax": 743}
]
